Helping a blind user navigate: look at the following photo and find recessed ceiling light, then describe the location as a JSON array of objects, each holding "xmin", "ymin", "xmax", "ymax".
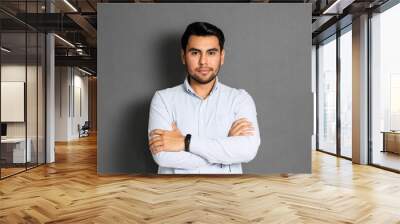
[
  {"xmin": 54, "ymin": 34, "xmax": 75, "ymax": 48},
  {"xmin": 63, "ymin": 0, "xmax": 78, "ymax": 12},
  {"xmin": 1, "ymin": 47, "xmax": 11, "ymax": 53},
  {"xmin": 78, "ymin": 67, "xmax": 93, "ymax": 76},
  {"xmin": 322, "ymin": 0, "xmax": 354, "ymax": 14}
]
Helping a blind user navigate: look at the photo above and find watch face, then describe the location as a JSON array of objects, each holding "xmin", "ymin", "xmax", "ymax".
[{"xmin": 185, "ymin": 134, "xmax": 191, "ymax": 151}]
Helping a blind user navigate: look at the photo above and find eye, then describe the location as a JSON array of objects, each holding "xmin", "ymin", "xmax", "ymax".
[
  {"xmin": 208, "ymin": 51, "xmax": 217, "ymax": 56},
  {"xmin": 190, "ymin": 51, "xmax": 199, "ymax": 56}
]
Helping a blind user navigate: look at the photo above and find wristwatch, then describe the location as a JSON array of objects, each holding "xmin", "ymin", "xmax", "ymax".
[{"xmin": 184, "ymin": 134, "xmax": 192, "ymax": 152}]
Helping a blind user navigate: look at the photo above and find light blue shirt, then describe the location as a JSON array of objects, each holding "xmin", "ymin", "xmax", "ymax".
[{"xmin": 148, "ymin": 77, "xmax": 260, "ymax": 174}]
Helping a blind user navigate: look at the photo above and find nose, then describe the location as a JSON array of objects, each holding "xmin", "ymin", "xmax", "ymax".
[{"xmin": 199, "ymin": 53, "xmax": 207, "ymax": 65}]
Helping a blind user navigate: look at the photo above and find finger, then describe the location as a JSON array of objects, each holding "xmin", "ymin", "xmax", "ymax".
[
  {"xmin": 151, "ymin": 147, "xmax": 161, "ymax": 154},
  {"xmin": 230, "ymin": 119, "xmax": 246, "ymax": 129},
  {"xmin": 149, "ymin": 139, "xmax": 163, "ymax": 149},
  {"xmin": 230, "ymin": 128, "xmax": 250, "ymax": 136},
  {"xmin": 148, "ymin": 138, "xmax": 158, "ymax": 146},
  {"xmin": 150, "ymin": 129, "xmax": 165, "ymax": 137},
  {"xmin": 236, "ymin": 122, "xmax": 253, "ymax": 130},
  {"xmin": 150, "ymin": 145, "xmax": 156, "ymax": 154},
  {"xmin": 238, "ymin": 126, "xmax": 255, "ymax": 132},
  {"xmin": 230, "ymin": 122, "xmax": 250, "ymax": 134},
  {"xmin": 155, "ymin": 144, "xmax": 165, "ymax": 153},
  {"xmin": 232, "ymin": 119, "xmax": 251, "ymax": 128},
  {"xmin": 150, "ymin": 143, "xmax": 163, "ymax": 154},
  {"xmin": 231, "ymin": 122, "xmax": 252, "ymax": 133},
  {"xmin": 150, "ymin": 129, "xmax": 165, "ymax": 135},
  {"xmin": 235, "ymin": 129, "xmax": 254, "ymax": 137},
  {"xmin": 239, "ymin": 131, "xmax": 255, "ymax": 136},
  {"xmin": 153, "ymin": 129, "xmax": 166, "ymax": 136},
  {"xmin": 229, "ymin": 122, "xmax": 251, "ymax": 136},
  {"xmin": 149, "ymin": 141, "xmax": 163, "ymax": 148},
  {"xmin": 232, "ymin": 118, "xmax": 248, "ymax": 126},
  {"xmin": 149, "ymin": 129, "xmax": 157, "ymax": 136},
  {"xmin": 172, "ymin": 122, "xmax": 177, "ymax": 130},
  {"xmin": 149, "ymin": 136, "xmax": 163, "ymax": 148},
  {"xmin": 149, "ymin": 135, "xmax": 162, "ymax": 144}
]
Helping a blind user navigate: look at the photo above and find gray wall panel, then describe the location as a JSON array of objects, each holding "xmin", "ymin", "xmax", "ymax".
[{"xmin": 98, "ymin": 3, "xmax": 312, "ymax": 174}]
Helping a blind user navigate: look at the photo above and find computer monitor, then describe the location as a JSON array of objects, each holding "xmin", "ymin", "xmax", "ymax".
[{"xmin": 1, "ymin": 123, "xmax": 7, "ymax": 137}]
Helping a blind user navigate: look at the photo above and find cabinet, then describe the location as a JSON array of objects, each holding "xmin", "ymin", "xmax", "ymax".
[
  {"xmin": 382, "ymin": 131, "xmax": 400, "ymax": 154},
  {"xmin": 0, "ymin": 138, "xmax": 32, "ymax": 164}
]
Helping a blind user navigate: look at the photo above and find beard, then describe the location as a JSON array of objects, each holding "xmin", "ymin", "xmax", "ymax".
[{"xmin": 186, "ymin": 65, "xmax": 221, "ymax": 85}]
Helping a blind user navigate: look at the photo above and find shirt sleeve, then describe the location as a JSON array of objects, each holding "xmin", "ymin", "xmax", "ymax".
[
  {"xmin": 148, "ymin": 91, "xmax": 210, "ymax": 169},
  {"xmin": 189, "ymin": 90, "xmax": 261, "ymax": 165}
]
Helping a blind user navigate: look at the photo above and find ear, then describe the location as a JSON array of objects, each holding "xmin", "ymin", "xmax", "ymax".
[
  {"xmin": 220, "ymin": 49, "xmax": 225, "ymax": 66},
  {"xmin": 181, "ymin": 49, "xmax": 186, "ymax": 64}
]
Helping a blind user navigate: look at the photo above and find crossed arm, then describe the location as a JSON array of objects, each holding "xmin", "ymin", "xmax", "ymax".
[{"xmin": 148, "ymin": 91, "xmax": 260, "ymax": 169}]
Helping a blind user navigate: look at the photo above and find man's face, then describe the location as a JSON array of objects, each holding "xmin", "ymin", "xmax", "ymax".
[{"xmin": 181, "ymin": 35, "xmax": 225, "ymax": 84}]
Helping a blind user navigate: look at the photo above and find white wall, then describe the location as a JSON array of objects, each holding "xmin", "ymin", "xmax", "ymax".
[
  {"xmin": 70, "ymin": 71, "xmax": 89, "ymax": 138},
  {"xmin": 55, "ymin": 66, "xmax": 89, "ymax": 141},
  {"xmin": 55, "ymin": 66, "xmax": 69, "ymax": 141},
  {"xmin": 1, "ymin": 64, "xmax": 39, "ymax": 138}
]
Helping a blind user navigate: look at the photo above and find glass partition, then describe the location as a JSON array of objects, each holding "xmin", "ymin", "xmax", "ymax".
[
  {"xmin": 1, "ymin": 31, "xmax": 28, "ymax": 177},
  {"xmin": 38, "ymin": 32, "xmax": 45, "ymax": 165},
  {"xmin": 317, "ymin": 35, "xmax": 337, "ymax": 155},
  {"xmin": 0, "ymin": 1, "xmax": 46, "ymax": 179},
  {"xmin": 27, "ymin": 30, "xmax": 38, "ymax": 169}
]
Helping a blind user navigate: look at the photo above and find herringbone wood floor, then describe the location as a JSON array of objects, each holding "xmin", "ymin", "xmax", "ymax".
[{"xmin": 1, "ymin": 134, "xmax": 400, "ymax": 223}]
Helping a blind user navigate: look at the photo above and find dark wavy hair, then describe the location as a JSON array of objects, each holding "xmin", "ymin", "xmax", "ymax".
[{"xmin": 181, "ymin": 22, "xmax": 225, "ymax": 51}]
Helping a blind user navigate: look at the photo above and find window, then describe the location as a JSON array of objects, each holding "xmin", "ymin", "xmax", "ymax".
[
  {"xmin": 318, "ymin": 35, "xmax": 337, "ymax": 154},
  {"xmin": 339, "ymin": 27, "xmax": 352, "ymax": 158},
  {"xmin": 371, "ymin": 2, "xmax": 400, "ymax": 171}
]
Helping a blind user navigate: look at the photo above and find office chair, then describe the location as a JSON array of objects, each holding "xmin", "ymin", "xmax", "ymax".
[{"xmin": 78, "ymin": 121, "xmax": 90, "ymax": 138}]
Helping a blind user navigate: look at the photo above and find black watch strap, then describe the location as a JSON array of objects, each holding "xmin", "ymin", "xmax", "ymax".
[{"xmin": 184, "ymin": 134, "xmax": 192, "ymax": 152}]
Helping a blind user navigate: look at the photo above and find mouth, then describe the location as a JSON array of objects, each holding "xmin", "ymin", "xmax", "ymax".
[{"xmin": 197, "ymin": 68, "xmax": 212, "ymax": 74}]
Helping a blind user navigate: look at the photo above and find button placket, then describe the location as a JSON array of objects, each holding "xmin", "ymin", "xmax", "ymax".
[
  {"xmin": 198, "ymin": 99, "xmax": 203, "ymax": 135},
  {"xmin": 201, "ymin": 99, "xmax": 207, "ymax": 134}
]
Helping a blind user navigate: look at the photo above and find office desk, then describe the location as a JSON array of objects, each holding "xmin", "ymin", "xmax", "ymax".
[
  {"xmin": 381, "ymin": 131, "xmax": 400, "ymax": 154},
  {"xmin": 1, "ymin": 138, "xmax": 32, "ymax": 163}
]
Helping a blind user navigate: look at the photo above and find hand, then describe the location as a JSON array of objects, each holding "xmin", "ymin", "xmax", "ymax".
[
  {"xmin": 149, "ymin": 122, "xmax": 185, "ymax": 154},
  {"xmin": 228, "ymin": 118, "xmax": 255, "ymax": 137}
]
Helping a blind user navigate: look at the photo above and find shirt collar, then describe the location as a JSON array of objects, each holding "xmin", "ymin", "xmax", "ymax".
[{"xmin": 183, "ymin": 76, "xmax": 220, "ymax": 97}]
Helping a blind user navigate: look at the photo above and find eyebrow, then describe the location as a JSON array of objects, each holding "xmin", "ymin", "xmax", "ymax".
[
  {"xmin": 187, "ymin": 48, "xmax": 220, "ymax": 52},
  {"xmin": 207, "ymin": 48, "xmax": 219, "ymax": 52}
]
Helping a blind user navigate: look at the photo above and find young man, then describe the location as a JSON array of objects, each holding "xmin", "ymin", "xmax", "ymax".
[{"xmin": 148, "ymin": 22, "xmax": 260, "ymax": 174}]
